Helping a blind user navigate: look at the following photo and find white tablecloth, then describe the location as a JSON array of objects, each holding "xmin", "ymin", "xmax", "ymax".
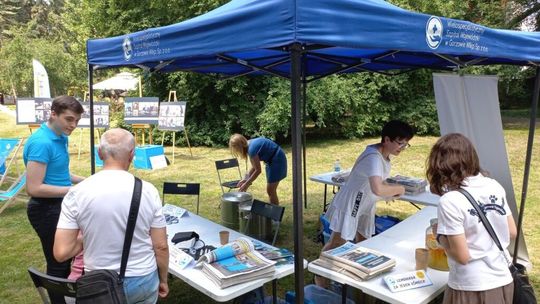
[
  {"xmin": 166, "ymin": 207, "xmax": 305, "ymax": 302},
  {"xmin": 308, "ymin": 206, "xmax": 448, "ymax": 304}
]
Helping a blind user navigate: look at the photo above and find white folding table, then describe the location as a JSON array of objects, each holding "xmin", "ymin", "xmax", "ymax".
[
  {"xmin": 308, "ymin": 206, "xmax": 448, "ymax": 304},
  {"xmin": 309, "ymin": 171, "xmax": 441, "ymax": 211},
  {"xmin": 165, "ymin": 207, "xmax": 306, "ymax": 302}
]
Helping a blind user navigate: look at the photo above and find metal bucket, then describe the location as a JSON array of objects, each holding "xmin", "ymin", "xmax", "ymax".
[
  {"xmin": 239, "ymin": 202, "xmax": 272, "ymax": 242},
  {"xmin": 221, "ymin": 192, "xmax": 252, "ymax": 230}
]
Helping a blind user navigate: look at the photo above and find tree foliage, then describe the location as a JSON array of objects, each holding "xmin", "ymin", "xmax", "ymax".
[{"xmin": 0, "ymin": 0, "xmax": 538, "ymax": 145}]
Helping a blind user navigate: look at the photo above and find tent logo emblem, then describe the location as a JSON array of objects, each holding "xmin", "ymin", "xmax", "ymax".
[
  {"xmin": 123, "ymin": 37, "xmax": 133, "ymax": 61},
  {"xmin": 426, "ymin": 16, "xmax": 443, "ymax": 49}
]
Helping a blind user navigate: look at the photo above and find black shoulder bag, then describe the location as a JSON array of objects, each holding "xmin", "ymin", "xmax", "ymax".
[
  {"xmin": 76, "ymin": 177, "xmax": 142, "ymax": 304},
  {"xmin": 457, "ymin": 188, "xmax": 536, "ymax": 304}
]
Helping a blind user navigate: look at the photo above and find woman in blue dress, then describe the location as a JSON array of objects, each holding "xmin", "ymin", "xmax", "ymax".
[{"xmin": 229, "ymin": 134, "xmax": 287, "ymax": 205}]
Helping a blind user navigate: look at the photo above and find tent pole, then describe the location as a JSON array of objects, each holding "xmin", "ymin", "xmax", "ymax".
[
  {"xmin": 88, "ymin": 64, "xmax": 96, "ymax": 175},
  {"xmin": 513, "ymin": 67, "xmax": 540, "ymax": 263},
  {"xmin": 290, "ymin": 42, "xmax": 305, "ymax": 303},
  {"xmin": 302, "ymin": 56, "xmax": 308, "ymax": 209}
]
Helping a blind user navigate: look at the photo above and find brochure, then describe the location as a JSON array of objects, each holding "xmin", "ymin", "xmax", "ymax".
[
  {"xmin": 250, "ymin": 239, "xmax": 294, "ymax": 266},
  {"xmin": 162, "ymin": 204, "xmax": 187, "ymax": 225},
  {"xmin": 169, "ymin": 245, "xmax": 195, "ymax": 269},
  {"xmin": 197, "ymin": 238, "xmax": 276, "ymax": 288}
]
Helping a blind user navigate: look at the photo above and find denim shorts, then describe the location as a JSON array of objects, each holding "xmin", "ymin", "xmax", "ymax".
[{"xmin": 123, "ymin": 269, "xmax": 159, "ymax": 304}]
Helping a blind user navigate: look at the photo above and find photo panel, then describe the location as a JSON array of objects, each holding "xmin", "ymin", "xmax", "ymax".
[
  {"xmin": 79, "ymin": 102, "xmax": 110, "ymax": 128},
  {"xmin": 124, "ymin": 97, "xmax": 159, "ymax": 124},
  {"xmin": 16, "ymin": 98, "xmax": 53, "ymax": 125},
  {"xmin": 157, "ymin": 101, "xmax": 186, "ymax": 131}
]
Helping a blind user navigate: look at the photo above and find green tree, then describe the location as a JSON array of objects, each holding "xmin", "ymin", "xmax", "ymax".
[{"xmin": 1, "ymin": 0, "xmax": 532, "ymax": 145}]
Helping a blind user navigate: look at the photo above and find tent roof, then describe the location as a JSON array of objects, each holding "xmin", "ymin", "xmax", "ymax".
[
  {"xmin": 93, "ymin": 72, "xmax": 139, "ymax": 90},
  {"xmin": 87, "ymin": 0, "xmax": 540, "ymax": 76}
]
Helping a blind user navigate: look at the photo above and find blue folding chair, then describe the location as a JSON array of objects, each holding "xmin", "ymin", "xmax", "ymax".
[
  {"xmin": 0, "ymin": 138, "xmax": 26, "ymax": 215},
  {"xmin": 0, "ymin": 138, "xmax": 24, "ymax": 187},
  {"xmin": 0, "ymin": 173, "xmax": 26, "ymax": 215}
]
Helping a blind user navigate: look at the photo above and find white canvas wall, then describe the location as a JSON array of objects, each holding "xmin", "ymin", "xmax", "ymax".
[{"xmin": 433, "ymin": 73, "xmax": 529, "ymax": 264}]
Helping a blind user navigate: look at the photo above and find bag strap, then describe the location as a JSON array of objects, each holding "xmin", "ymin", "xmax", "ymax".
[
  {"xmin": 457, "ymin": 188, "xmax": 504, "ymax": 252},
  {"xmin": 119, "ymin": 176, "xmax": 142, "ymax": 281}
]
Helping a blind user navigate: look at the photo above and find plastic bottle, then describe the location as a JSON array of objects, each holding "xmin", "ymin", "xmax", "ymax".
[
  {"xmin": 334, "ymin": 159, "xmax": 341, "ymax": 172},
  {"xmin": 425, "ymin": 218, "xmax": 449, "ymax": 271}
]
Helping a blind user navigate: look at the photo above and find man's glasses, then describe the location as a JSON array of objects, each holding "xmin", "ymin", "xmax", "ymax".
[{"xmin": 393, "ymin": 140, "xmax": 410, "ymax": 149}]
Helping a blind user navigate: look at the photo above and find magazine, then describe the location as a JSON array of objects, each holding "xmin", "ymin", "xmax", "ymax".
[
  {"xmin": 311, "ymin": 258, "xmax": 372, "ymax": 280},
  {"xmin": 386, "ymin": 175, "xmax": 427, "ymax": 195},
  {"xmin": 197, "ymin": 237, "xmax": 276, "ymax": 288},
  {"xmin": 254, "ymin": 244, "xmax": 294, "ymax": 266},
  {"xmin": 320, "ymin": 242, "xmax": 395, "ymax": 278}
]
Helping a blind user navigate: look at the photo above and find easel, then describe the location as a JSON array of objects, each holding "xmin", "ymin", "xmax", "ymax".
[
  {"xmin": 133, "ymin": 124, "xmax": 152, "ymax": 145},
  {"xmin": 28, "ymin": 124, "xmax": 40, "ymax": 134},
  {"xmin": 78, "ymin": 128, "xmax": 102, "ymax": 160},
  {"xmin": 78, "ymin": 91, "xmax": 103, "ymax": 159},
  {"xmin": 160, "ymin": 90, "xmax": 193, "ymax": 163}
]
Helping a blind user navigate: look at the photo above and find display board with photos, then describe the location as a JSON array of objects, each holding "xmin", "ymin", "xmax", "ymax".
[
  {"xmin": 124, "ymin": 97, "xmax": 159, "ymax": 124},
  {"xmin": 158, "ymin": 101, "xmax": 186, "ymax": 131},
  {"xmin": 79, "ymin": 102, "xmax": 110, "ymax": 128},
  {"xmin": 15, "ymin": 98, "xmax": 53, "ymax": 125}
]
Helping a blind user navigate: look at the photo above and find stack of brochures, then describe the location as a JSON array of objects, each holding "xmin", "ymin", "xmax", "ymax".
[
  {"xmin": 331, "ymin": 169, "xmax": 351, "ymax": 183},
  {"xmin": 386, "ymin": 175, "xmax": 427, "ymax": 195},
  {"xmin": 312, "ymin": 242, "xmax": 396, "ymax": 280},
  {"xmin": 197, "ymin": 238, "xmax": 276, "ymax": 288}
]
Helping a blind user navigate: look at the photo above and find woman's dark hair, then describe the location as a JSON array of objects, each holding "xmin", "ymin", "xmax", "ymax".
[
  {"xmin": 426, "ymin": 133, "xmax": 480, "ymax": 196},
  {"xmin": 51, "ymin": 95, "xmax": 84, "ymax": 115},
  {"xmin": 380, "ymin": 120, "xmax": 414, "ymax": 142}
]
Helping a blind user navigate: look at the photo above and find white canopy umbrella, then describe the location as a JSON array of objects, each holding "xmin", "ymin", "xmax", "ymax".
[{"xmin": 93, "ymin": 72, "xmax": 139, "ymax": 91}]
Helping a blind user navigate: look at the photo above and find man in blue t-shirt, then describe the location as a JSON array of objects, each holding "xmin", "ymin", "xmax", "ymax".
[{"xmin": 23, "ymin": 95, "xmax": 84, "ymax": 303}]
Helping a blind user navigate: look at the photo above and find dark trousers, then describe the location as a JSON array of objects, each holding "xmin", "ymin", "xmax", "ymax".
[{"xmin": 27, "ymin": 198, "xmax": 72, "ymax": 304}]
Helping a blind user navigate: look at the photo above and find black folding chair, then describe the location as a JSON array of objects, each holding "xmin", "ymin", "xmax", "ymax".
[
  {"xmin": 163, "ymin": 182, "xmax": 201, "ymax": 214},
  {"xmin": 28, "ymin": 267, "xmax": 77, "ymax": 304},
  {"xmin": 243, "ymin": 199, "xmax": 285, "ymax": 246},
  {"xmin": 215, "ymin": 158, "xmax": 242, "ymax": 193}
]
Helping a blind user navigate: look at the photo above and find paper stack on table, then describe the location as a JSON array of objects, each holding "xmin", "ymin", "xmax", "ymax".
[
  {"xmin": 312, "ymin": 242, "xmax": 396, "ymax": 281},
  {"xmin": 386, "ymin": 175, "xmax": 427, "ymax": 195}
]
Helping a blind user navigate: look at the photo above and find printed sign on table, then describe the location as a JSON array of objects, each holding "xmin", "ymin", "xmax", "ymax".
[
  {"xmin": 158, "ymin": 101, "xmax": 186, "ymax": 131},
  {"xmin": 124, "ymin": 97, "xmax": 159, "ymax": 124},
  {"xmin": 79, "ymin": 102, "xmax": 110, "ymax": 128},
  {"xmin": 384, "ymin": 270, "xmax": 433, "ymax": 292},
  {"xmin": 16, "ymin": 98, "xmax": 52, "ymax": 125}
]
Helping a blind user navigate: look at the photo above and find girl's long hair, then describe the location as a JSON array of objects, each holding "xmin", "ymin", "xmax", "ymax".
[
  {"xmin": 229, "ymin": 133, "xmax": 248, "ymax": 159},
  {"xmin": 426, "ymin": 133, "xmax": 480, "ymax": 196}
]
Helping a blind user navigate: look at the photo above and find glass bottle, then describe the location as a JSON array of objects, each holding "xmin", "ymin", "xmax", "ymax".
[{"xmin": 425, "ymin": 218, "xmax": 449, "ymax": 271}]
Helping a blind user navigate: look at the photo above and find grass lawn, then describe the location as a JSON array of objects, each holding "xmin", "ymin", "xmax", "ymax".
[{"xmin": 0, "ymin": 111, "xmax": 539, "ymax": 303}]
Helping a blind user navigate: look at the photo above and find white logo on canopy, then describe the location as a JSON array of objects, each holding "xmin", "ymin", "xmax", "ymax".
[
  {"xmin": 426, "ymin": 16, "xmax": 443, "ymax": 49},
  {"xmin": 123, "ymin": 37, "xmax": 132, "ymax": 61}
]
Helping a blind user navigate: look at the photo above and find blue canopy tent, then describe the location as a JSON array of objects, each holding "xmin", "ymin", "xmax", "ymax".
[{"xmin": 87, "ymin": 0, "xmax": 540, "ymax": 300}]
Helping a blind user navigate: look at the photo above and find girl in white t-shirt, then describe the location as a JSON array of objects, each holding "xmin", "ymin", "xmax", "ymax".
[
  {"xmin": 324, "ymin": 120, "xmax": 413, "ymax": 246},
  {"xmin": 426, "ymin": 133, "xmax": 517, "ymax": 304},
  {"xmin": 315, "ymin": 121, "xmax": 413, "ymax": 288}
]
